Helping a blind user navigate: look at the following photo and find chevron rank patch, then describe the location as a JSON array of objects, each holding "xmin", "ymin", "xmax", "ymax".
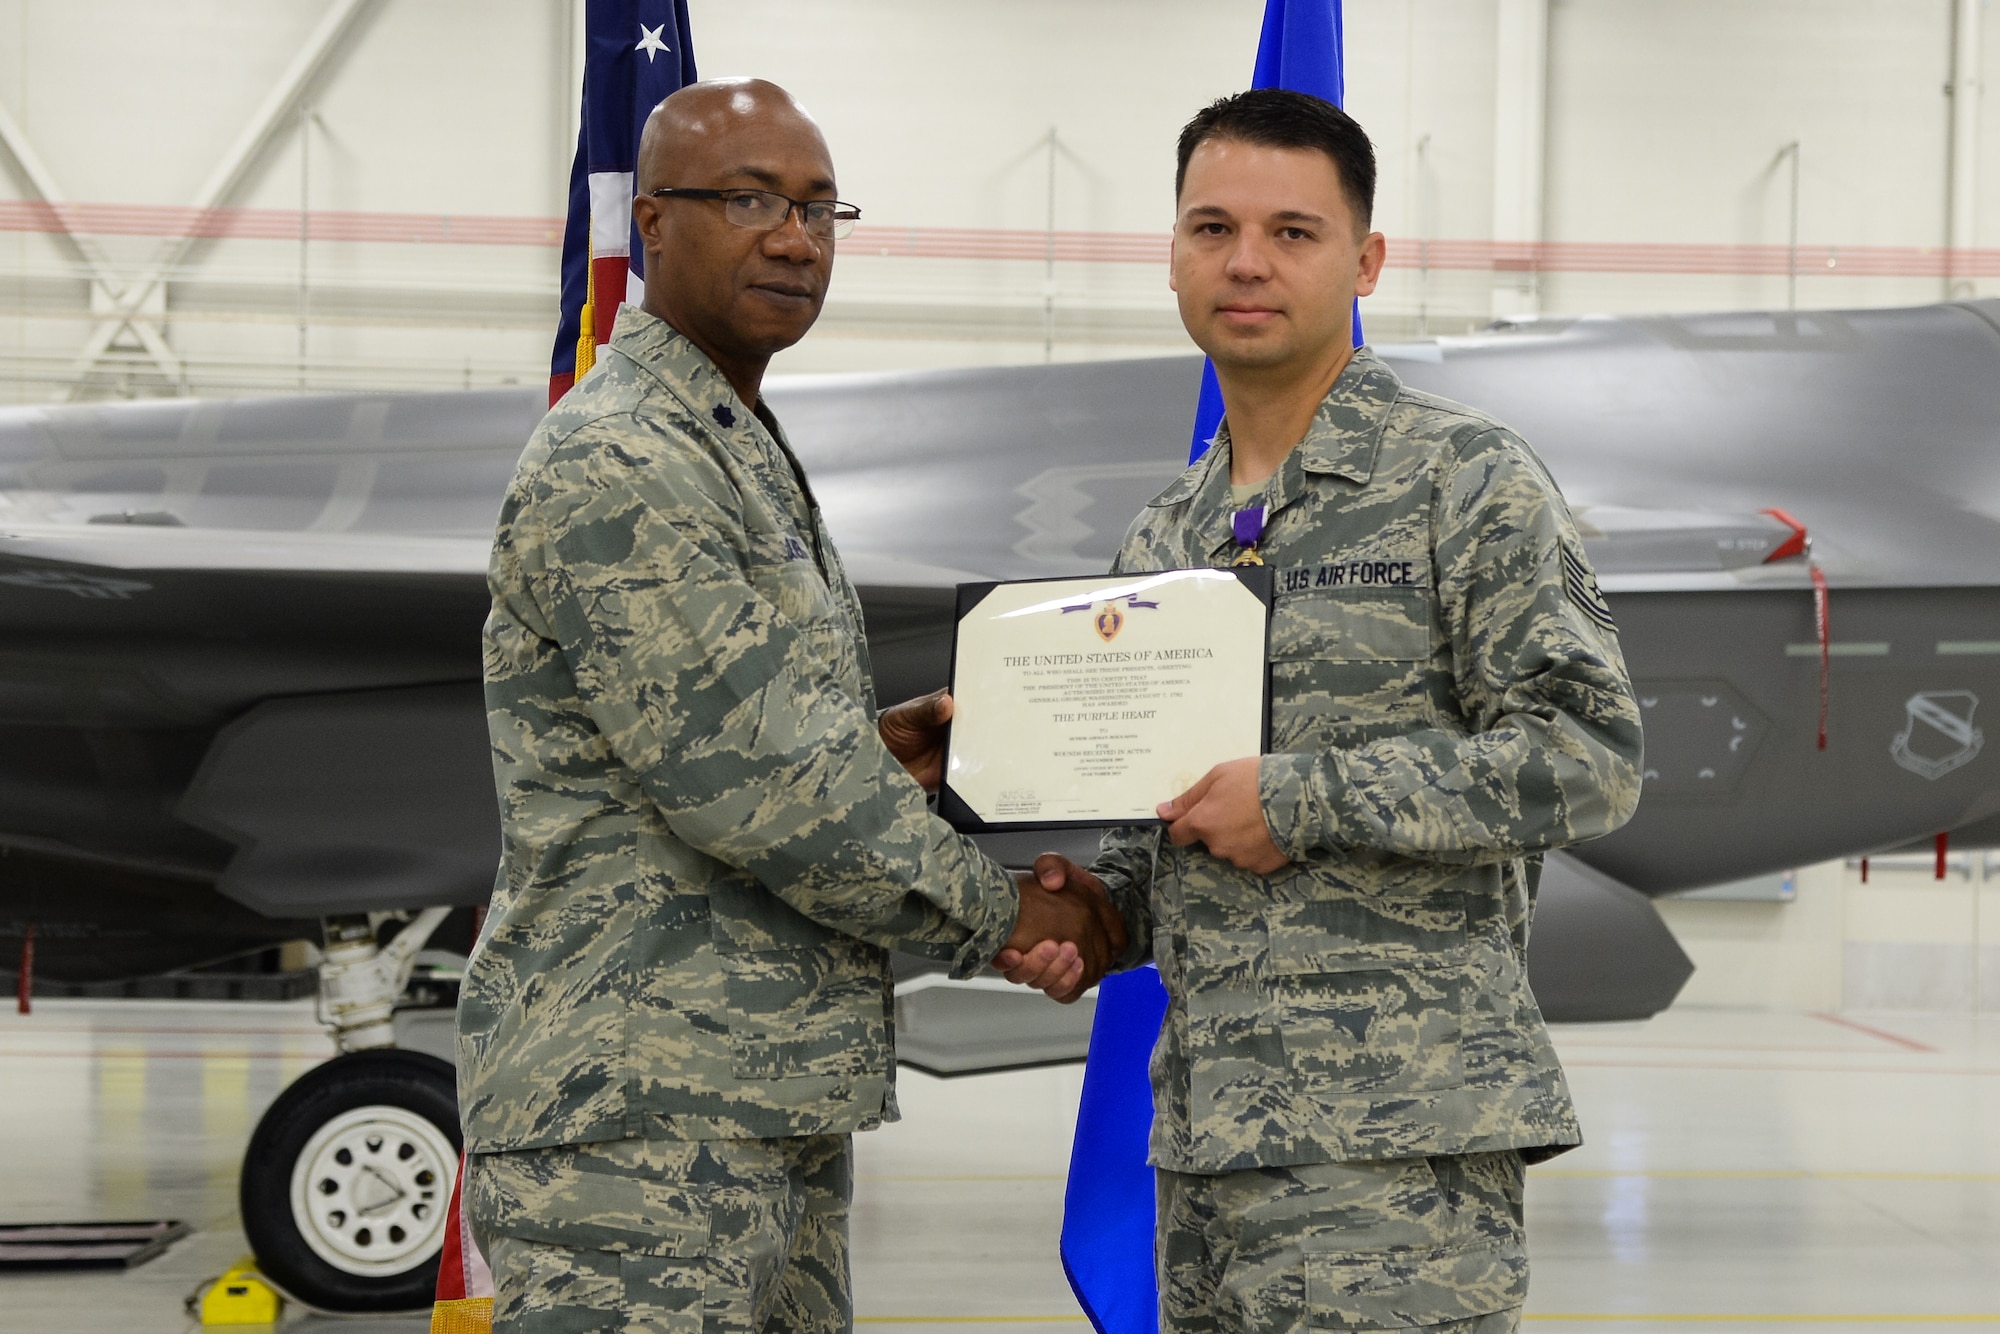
[{"xmin": 1561, "ymin": 542, "xmax": 1616, "ymax": 631}]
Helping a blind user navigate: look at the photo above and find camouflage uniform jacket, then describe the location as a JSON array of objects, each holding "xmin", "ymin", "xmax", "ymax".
[
  {"xmin": 1095, "ymin": 347, "xmax": 1643, "ymax": 1175},
  {"xmin": 462, "ymin": 305, "xmax": 1019, "ymax": 1154}
]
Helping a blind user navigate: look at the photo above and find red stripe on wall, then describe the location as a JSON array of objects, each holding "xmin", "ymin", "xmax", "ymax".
[
  {"xmin": 0, "ymin": 199, "xmax": 564, "ymax": 247},
  {"xmin": 4, "ymin": 199, "xmax": 1998, "ymax": 278}
]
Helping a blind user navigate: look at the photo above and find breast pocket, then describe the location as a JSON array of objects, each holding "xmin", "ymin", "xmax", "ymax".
[
  {"xmin": 748, "ymin": 554, "xmax": 861, "ymax": 692},
  {"xmin": 1269, "ymin": 588, "xmax": 1435, "ymax": 750},
  {"xmin": 707, "ymin": 878, "xmax": 888, "ymax": 1082},
  {"xmin": 1266, "ymin": 893, "xmax": 1469, "ymax": 1096},
  {"xmin": 749, "ymin": 552, "xmax": 836, "ymax": 627}
]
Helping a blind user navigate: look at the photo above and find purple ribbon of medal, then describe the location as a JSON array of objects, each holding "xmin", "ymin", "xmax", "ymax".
[{"xmin": 1231, "ymin": 504, "xmax": 1266, "ymax": 564}]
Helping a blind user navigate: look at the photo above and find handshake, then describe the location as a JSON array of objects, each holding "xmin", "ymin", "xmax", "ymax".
[
  {"xmin": 881, "ymin": 687, "xmax": 1128, "ymax": 1006},
  {"xmin": 998, "ymin": 854, "xmax": 1126, "ymax": 1005}
]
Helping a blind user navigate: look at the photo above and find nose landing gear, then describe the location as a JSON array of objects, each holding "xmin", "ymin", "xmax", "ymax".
[{"xmin": 238, "ymin": 909, "xmax": 463, "ymax": 1312}]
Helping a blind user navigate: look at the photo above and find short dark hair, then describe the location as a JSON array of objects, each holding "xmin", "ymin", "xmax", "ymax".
[{"xmin": 1175, "ymin": 89, "xmax": 1376, "ymax": 231}]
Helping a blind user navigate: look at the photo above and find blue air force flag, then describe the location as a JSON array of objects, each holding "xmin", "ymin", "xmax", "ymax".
[{"xmin": 1187, "ymin": 0, "xmax": 1359, "ymax": 465}]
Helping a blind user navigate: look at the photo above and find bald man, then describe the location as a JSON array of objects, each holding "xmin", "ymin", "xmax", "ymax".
[{"xmin": 458, "ymin": 80, "xmax": 1123, "ymax": 1332}]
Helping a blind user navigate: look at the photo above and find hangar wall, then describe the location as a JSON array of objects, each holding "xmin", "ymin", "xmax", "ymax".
[
  {"xmin": 2, "ymin": 0, "xmax": 1998, "ymax": 398},
  {"xmin": 1658, "ymin": 853, "xmax": 2000, "ymax": 1012}
]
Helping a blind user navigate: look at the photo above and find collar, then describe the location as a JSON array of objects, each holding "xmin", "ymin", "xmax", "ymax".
[
  {"xmin": 1148, "ymin": 346, "xmax": 1403, "ymax": 511},
  {"xmin": 606, "ymin": 303, "xmax": 829, "ymax": 566},
  {"xmin": 1292, "ymin": 346, "xmax": 1401, "ymax": 485},
  {"xmin": 606, "ymin": 302, "xmax": 765, "ymax": 447}
]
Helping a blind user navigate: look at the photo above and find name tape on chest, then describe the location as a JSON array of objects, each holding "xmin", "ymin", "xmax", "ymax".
[
  {"xmin": 1277, "ymin": 558, "xmax": 1429, "ymax": 595},
  {"xmin": 781, "ymin": 534, "xmax": 812, "ymax": 563}
]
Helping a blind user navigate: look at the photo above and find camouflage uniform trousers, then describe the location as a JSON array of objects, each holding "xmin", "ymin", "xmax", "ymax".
[
  {"xmin": 466, "ymin": 1133, "xmax": 851, "ymax": 1334},
  {"xmin": 1157, "ymin": 1150, "xmax": 1527, "ymax": 1333}
]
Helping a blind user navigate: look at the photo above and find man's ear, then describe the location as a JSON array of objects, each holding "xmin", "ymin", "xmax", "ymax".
[
  {"xmin": 1353, "ymin": 230, "xmax": 1387, "ymax": 298},
  {"xmin": 1167, "ymin": 232, "xmax": 1179, "ymax": 293},
  {"xmin": 632, "ymin": 194, "xmax": 666, "ymax": 260}
]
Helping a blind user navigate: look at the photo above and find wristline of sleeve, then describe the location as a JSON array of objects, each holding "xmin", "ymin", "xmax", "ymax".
[
  {"xmin": 1260, "ymin": 751, "xmax": 1340, "ymax": 858},
  {"xmin": 1090, "ymin": 867, "xmax": 1153, "ymax": 972},
  {"xmin": 948, "ymin": 852, "xmax": 1023, "ymax": 980}
]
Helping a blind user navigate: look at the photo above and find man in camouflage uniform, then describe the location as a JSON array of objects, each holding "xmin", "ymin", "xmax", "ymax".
[
  {"xmin": 1004, "ymin": 90, "xmax": 1643, "ymax": 1333},
  {"xmin": 460, "ymin": 79, "xmax": 1123, "ymax": 1332}
]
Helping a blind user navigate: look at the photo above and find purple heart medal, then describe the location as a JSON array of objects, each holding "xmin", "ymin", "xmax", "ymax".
[{"xmin": 1231, "ymin": 504, "xmax": 1266, "ymax": 566}]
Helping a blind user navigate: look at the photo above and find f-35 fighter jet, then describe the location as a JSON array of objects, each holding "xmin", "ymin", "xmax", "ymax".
[{"xmin": 1, "ymin": 298, "xmax": 1993, "ymax": 1308}]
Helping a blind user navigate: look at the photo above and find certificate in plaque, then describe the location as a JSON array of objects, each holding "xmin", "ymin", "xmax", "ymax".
[{"xmin": 937, "ymin": 567, "xmax": 1272, "ymax": 832}]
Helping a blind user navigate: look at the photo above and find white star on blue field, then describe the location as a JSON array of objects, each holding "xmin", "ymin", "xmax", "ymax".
[{"xmin": 635, "ymin": 22, "xmax": 671, "ymax": 62}]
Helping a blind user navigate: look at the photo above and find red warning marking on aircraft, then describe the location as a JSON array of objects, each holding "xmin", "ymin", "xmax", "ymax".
[{"xmin": 1758, "ymin": 508, "xmax": 1810, "ymax": 563}]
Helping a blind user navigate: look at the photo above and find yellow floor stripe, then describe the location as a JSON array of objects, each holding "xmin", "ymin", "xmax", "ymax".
[
  {"xmin": 856, "ymin": 1318, "xmax": 1086, "ymax": 1325},
  {"xmin": 1527, "ymin": 1317, "xmax": 2000, "ymax": 1325},
  {"xmin": 859, "ymin": 1169, "xmax": 2000, "ymax": 1185},
  {"xmin": 856, "ymin": 1319, "xmax": 2000, "ymax": 1328},
  {"xmin": 1538, "ymin": 1169, "xmax": 2000, "ymax": 1183},
  {"xmin": 856, "ymin": 1174, "xmax": 1066, "ymax": 1183}
]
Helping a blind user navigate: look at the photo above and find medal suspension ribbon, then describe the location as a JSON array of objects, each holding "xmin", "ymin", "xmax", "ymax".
[{"xmin": 1231, "ymin": 505, "xmax": 1266, "ymax": 566}]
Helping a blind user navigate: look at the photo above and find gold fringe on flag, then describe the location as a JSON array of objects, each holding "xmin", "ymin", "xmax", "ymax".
[
  {"xmin": 429, "ymin": 1296, "xmax": 493, "ymax": 1334},
  {"xmin": 575, "ymin": 236, "xmax": 598, "ymax": 381}
]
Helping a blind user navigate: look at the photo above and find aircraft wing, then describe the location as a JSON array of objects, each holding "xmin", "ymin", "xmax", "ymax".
[
  {"xmin": 0, "ymin": 520, "xmax": 488, "ymax": 573},
  {"xmin": 0, "ymin": 520, "xmax": 498, "ymax": 933}
]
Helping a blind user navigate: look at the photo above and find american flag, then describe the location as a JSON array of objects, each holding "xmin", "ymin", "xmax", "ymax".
[
  {"xmin": 432, "ymin": 6, "xmax": 699, "ymax": 1329},
  {"xmin": 549, "ymin": 0, "xmax": 699, "ymax": 405}
]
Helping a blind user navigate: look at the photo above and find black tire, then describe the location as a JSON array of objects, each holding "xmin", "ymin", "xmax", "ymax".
[{"xmin": 240, "ymin": 1048, "xmax": 462, "ymax": 1312}]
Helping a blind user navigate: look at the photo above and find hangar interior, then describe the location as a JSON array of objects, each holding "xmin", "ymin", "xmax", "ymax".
[
  {"xmin": 2, "ymin": 1, "xmax": 1999, "ymax": 1332},
  {"xmin": 6, "ymin": 0, "xmax": 2000, "ymax": 392}
]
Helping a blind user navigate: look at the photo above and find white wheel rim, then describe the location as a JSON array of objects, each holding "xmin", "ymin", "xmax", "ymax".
[{"xmin": 287, "ymin": 1104, "xmax": 457, "ymax": 1276}]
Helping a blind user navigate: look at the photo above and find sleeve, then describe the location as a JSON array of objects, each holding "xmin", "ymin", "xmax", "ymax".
[
  {"xmin": 515, "ymin": 421, "xmax": 1018, "ymax": 978},
  {"xmin": 1260, "ymin": 426, "xmax": 1644, "ymax": 864},
  {"xmin": 1090, "ymin": 827, "xmax": 1158, "ymax": 971}
]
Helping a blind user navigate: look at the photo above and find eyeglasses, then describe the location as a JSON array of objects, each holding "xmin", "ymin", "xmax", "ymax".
[{"xmin": 649, "ymin": 187, "xmax": 860, "ymax": 241}]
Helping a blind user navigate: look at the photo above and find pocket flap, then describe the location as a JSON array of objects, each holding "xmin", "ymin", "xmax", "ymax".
[
  {"xmin": 469, "ymin": 1150, "xmax": 711, "ymax": 1258},
  {"xmin": 1272, "ymin": 589, "xmax": 1431, "ymax": 662},
  {"xmin": 1306, "ymin": 1239, "xmax": 1524, "ymax": 1329},
  {"xmin": 708, "ymin": 877, "xmax": 836, "ymax": 953},
  {"xmin": 1267, "ymin": 894, "xmax": 1468, "ymax": 975}
]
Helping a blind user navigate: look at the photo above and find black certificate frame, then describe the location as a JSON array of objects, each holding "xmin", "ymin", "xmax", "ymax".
[{"xmin": 935, "ymin": 565, "xmax": 1274, "ymax": 834}]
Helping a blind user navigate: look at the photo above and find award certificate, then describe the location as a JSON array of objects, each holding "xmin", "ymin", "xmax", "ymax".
[{"xmin": 938, "ymin": 567, "xmax": 1272, "ymax": 831}]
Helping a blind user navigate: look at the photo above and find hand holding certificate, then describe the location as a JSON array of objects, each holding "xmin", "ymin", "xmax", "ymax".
[{"xmin": 939, "ymin": 568, "xmax": 1272, "ymax": 831}]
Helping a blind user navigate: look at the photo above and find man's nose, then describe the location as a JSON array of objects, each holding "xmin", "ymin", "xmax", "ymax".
[
  {"xmin": 1223, "ymin": 233, "xmax": 1272, "ymax": 280},
  {"xmin": 762, "ymin": 207, "xmax": 822, "ymax": 261}
]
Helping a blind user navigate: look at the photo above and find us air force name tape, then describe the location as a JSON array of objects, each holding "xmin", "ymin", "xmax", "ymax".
[{"xmin": 1276, "ymin": 559, "xmax": 1427, "ymax": 594}]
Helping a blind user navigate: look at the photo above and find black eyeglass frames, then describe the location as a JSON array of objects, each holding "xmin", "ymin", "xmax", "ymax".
[{"xmin": 649, "ymin": 188, "xmax": 860, "ymax": 241}]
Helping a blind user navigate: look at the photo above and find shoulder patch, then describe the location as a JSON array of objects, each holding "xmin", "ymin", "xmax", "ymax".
[{"xmin": 1560, "ymin": 543, "xmax": 1617, "ymax": 631}]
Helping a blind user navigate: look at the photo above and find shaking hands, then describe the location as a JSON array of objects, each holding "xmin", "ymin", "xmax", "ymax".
[
  {"xmin": 994, "ymin": 854, "xmax": 1125, "ymax": 1004},
  {"xmin": 879, "ymin": 690, "xmax": 1127, "ymax": 1003},
  {"xmin": 994, "ymin": 760, "xmax": 1282, "ymax": 1005}
]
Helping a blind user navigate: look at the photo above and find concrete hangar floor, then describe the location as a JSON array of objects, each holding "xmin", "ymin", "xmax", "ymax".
[{"xmin": 0, "ymin": 999, "xmax": 1996, "ymax": 1333}]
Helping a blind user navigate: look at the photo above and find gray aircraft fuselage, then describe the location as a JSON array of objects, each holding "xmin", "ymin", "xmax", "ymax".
[{"xmin": 0, "ymin": 299, "xmax": 1995, "ymax": 995}]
